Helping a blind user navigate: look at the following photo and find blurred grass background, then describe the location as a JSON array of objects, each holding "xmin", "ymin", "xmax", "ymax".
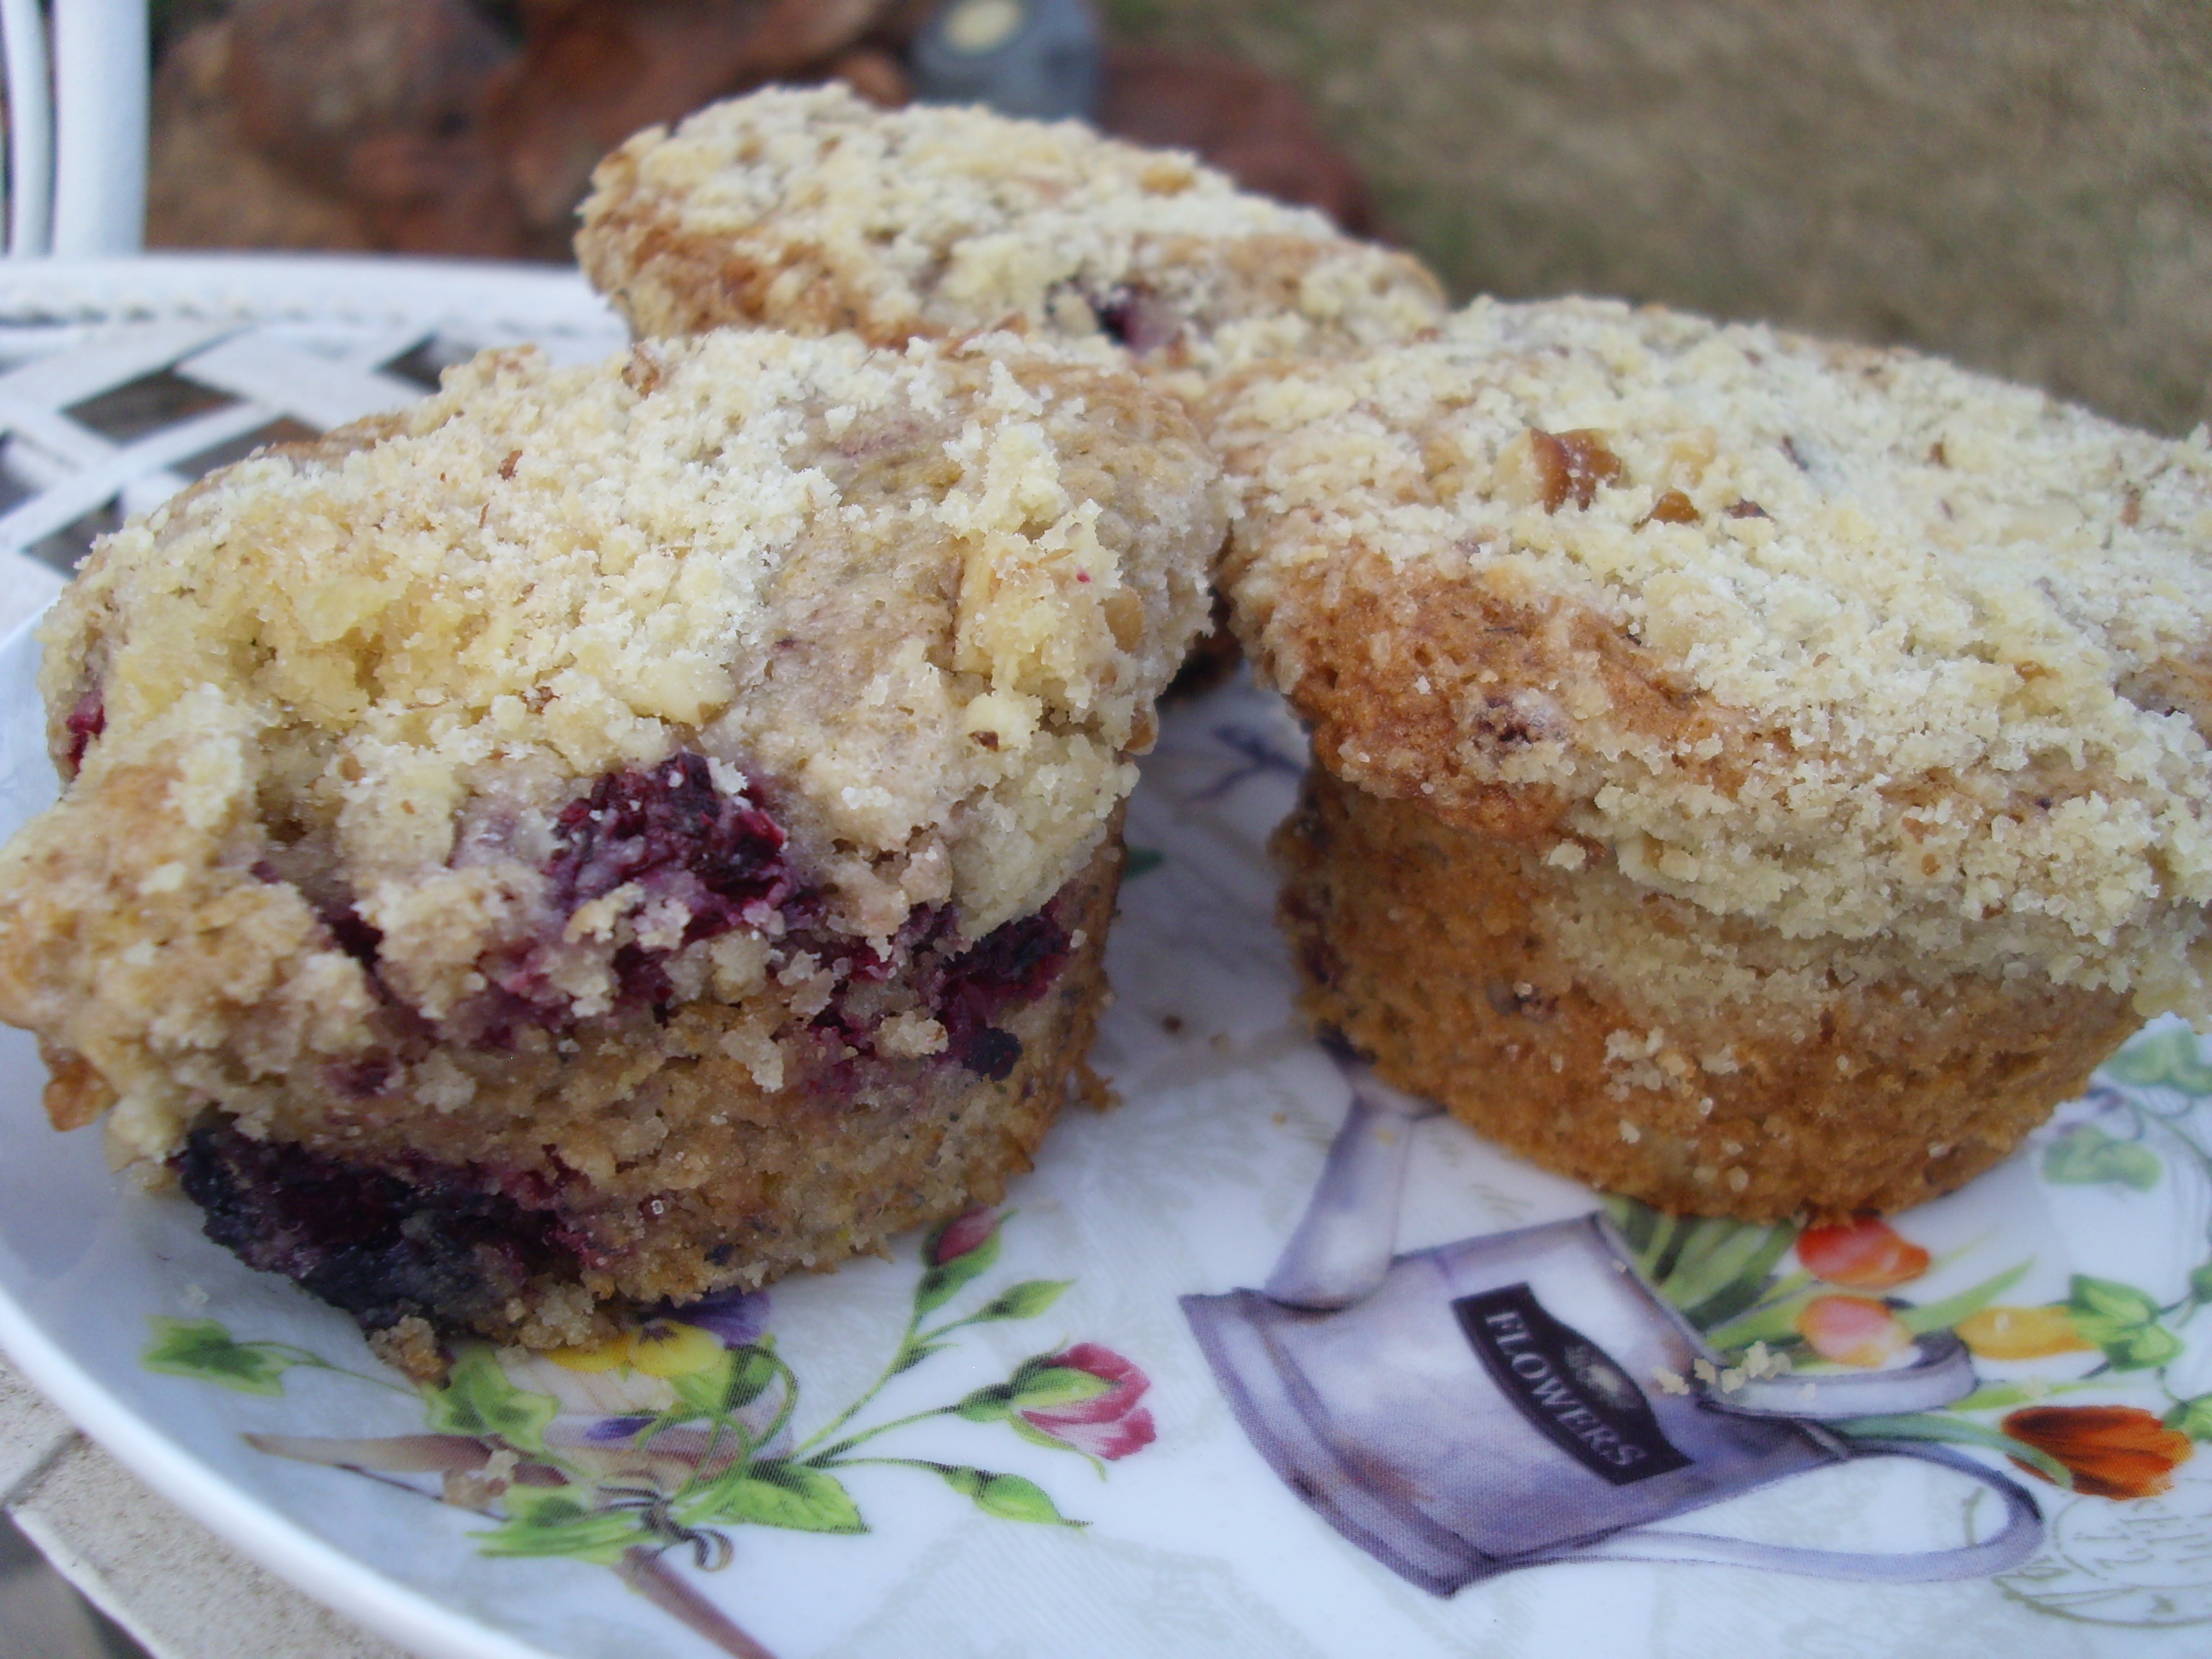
[{"xmin": 1103, "ymin": 0, "xmax": 2212, "ymax": 435}]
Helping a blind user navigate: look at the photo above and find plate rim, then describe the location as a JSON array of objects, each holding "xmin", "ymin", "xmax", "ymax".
[{"xmin": 0, "ymin": 1254, "xmax": 568, "ymax": 1659}]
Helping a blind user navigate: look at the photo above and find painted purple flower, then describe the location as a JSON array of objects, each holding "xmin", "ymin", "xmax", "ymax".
[
  {"xmin": 1017, "ymin": 1344, "xmax": 1156, "ymax": 1460},
  {"xmin": 670, "ymin": 1287, "xmax": 770, "ymax": 1349},
  {"xmin": 583, "ymin": 1414, "xmax": 658, "ymax": 1443}
]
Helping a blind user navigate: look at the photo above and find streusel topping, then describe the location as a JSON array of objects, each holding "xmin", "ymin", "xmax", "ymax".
[
  {"xmin": 0, "ymin": 331, "xmax": 1217, "ymax": 1159},
  {"xmin": 577, "ymin": 84, "xmax": 1443, "ymax": 395},
  {"xmin": 50, "ymin": 331, "xmax": 1215, "ymax": 931},
  {"xmin": 1215, "ymin": 297, "xmax": 2212, "ymax": 1015}
]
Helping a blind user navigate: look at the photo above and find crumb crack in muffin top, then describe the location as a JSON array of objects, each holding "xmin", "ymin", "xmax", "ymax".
[
  {"xmin": 1213, "ymin": 297, "xmax": 2212, "ymax": 1015},
  {"xmin": 576, "ymin": 83, "xmax": 1444, "ymax": 391}
]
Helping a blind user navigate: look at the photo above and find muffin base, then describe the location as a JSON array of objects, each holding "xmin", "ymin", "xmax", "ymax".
[
  {"xmin": 172, "ymin": 835, "xmax": 1123, "ymax": 1350},
  {"xmin": 1275, "ymin": 770, "xmax": 2137, "ymax": 1220}
]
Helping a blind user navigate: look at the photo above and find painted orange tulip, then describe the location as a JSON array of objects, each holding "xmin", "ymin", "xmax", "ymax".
[
  {"xmin": 2002, "ymin": 1404, "xmax": 2193, "ymax": 1499},
  {"xmin": 1797, "ymin": 1217, "xmax": 1931, "ymax": 1290},
  {"xmin": 1796, "ymin": 1293, "xmax": 1912, "ymax": 1367}
]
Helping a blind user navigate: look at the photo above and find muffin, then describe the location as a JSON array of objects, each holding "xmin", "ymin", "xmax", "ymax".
[
  {"xmin": 0, "ymin": 328, "xmax": 1221, "ymax": 1348},
  {"xmin": 575, "ymin": 84, "xmax": 1446, "ymax": 403},
  {"xmin": 1213, "ymin": 296, "xmax": 2212, "ymax": 1220}
]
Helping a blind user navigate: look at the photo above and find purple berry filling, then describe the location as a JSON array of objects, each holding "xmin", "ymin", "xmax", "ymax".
[
  {"xmin": 175, "ymin": 1112, "xmax": 589, "ymax": 1334},
  {"xmin": 63, "ymin": 691, "xmax": 104, "ymax": 775},
  {"xmin": 1094, "ymin": 284, "xmax": 1180, "ymax": 355},
  {"xmin": 924, "ymin": 908, "xmax": 1073, "ymax": 1080},
  {"xmin": 545, "ymin": 752, "xmax": 798, "ymax": 941},
  {"xmin": 250, "ymin": 749, "xmax": 1078, "ymax": 1085},
  {"xmin": 320, "ymin": 903, "xmax": 385, "ymax": 971},
  {"xmin": 431, "ymin": 752, "xmax": 809, "ymax": 1036}
]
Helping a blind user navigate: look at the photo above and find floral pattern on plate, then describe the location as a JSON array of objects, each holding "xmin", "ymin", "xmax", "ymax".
[
  {"xmin": 4, "ymin": 667, "xmax": 2212, "ymax": 1658},
  {"xmin": 140, "ymin": 1209, "xmax": 1153, "ymax": 1657},
  {"xmin": 1602, "ymin": 1020, "xmax": 2212, "ymax": 1624}
]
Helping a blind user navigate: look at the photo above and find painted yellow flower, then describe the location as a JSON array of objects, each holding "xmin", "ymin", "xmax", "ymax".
[
  {"xmin": 1956, "ymin": 1305, "xmax": 2093, "ymax": 1360},
  {"xmin": 626, "ymin": 1321, "xmax": 724, "ymax": 1378},
  {"xmin": 544, "ymin": 1321, "xmax": 722, "ymax": 1378},
  {"xmin": 544, "ymin": 1334, "xmax": 635, "ymax": 1374}
]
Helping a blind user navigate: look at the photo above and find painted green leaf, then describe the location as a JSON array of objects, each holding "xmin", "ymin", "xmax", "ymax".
[
  {"xmin": 914, "ymin": 1220, "xmax": 1003, "ymax": 1316},
  {"xmin": 2193, "ymin": 1264, "xmax": 2212, "ymax": 1304},
  {"xmin": 667, "ymin": 1349, "xmax": 739, "ymax": 1419},
  {"xmin": 1837, "ymin": 1412, "xmax": 2072, "ymax": 1490},
  {"xmin": 142, "ymin": 1318, "xmax": 292, "ymax": 1396},
  {"xmin": 475, "ymin": 1488, "xmax": 653, "ymax": 1565},
  {"xmin": 1951, "ymin": 1382, "xmax": 2074, "ymax": 1413},
  {"xmin": 932, "ymin": 1465, "xmax": 1082, "ymax": 1527},
  {"xmin": 2042, "ymin": 1125, "xmax": 2163, "ymax": 1191},
  {"xmin": 1668, "ymin": 1221, "xmax": 1799, "ymax": 1326},
  {"xmin": 2105, "ymin": 1025, "xmax": 2212, "ymax": 1094},
  {"xmin": 890, "ymin": 1340, "xmax": 949, "ymax": 1377},
  {"xmin": 2164, "ymin": 1395, "xmax": 2212, "ymax": 1441},
  {"xmin": 1123, "ymin": 848, "xmax": 1165, "ymax": 878},
  {"xmin": 423, "ymin": 1346, "xmax": 559, "ymax": 1455},
  {"xmin": 1010, "ymin": 1364, "xmax": 1113, "ymax": 1411},
  {"xmin": 2104, "ymin": 1323, "xmax": 2185, "ymax": 1370},
  {"xmin": 1601, "ymin": 1195, "xmax": 1660, "ymax": 1259},
  {"xmin": 1703, "ymin": 1279, "xmax": 1820, "ymax": 1354},
  {"xmin": 973, "ymin": 1280, "xmax": 1071, "ymax": 1323},
  {"xmin": 2066, "ymin": 1274, "xmax": 2179, "ymax": 1370},
  {"xmin": 1642, "ymin": 1212, "xmax": 1689, "ymax": 1285},
  {"xmin": 653, "ymin": 1339, "xmax": 778, "ymax": 1419},
  {"xmin": 723, "ymin": 1344, "xmax": 781, "ymax": 1409},
  {"xmin": 953, "ymin": 1382, "xmax": 1015, "ymax": 1423},
  {"xmin": 2069, "ymin": 1274, "xmax": 2161, "ymax": 1331},
  {"xmin": 1896, "ymin": 1262, "xmax": 2031, "ymax": 1336},
  {"xmin": 1653, "ymin": 1218, "xmax": 1741, "ymax": 1303},
  {"xmin": 691, "ymin": 1461, "xmax": 865, "ymax": 1534}
]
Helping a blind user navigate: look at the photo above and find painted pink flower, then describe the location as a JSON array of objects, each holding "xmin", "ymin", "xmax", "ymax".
[
  {"xmin": 1017, "ymin": 1344, "xmax": 1157, "ymax": 1460},
  {"xmin": 1796, "ymin": 1293, "xmax": 1912, "ymax": 1367},
  {"xmin": 930, "ymin": 1209, "xmax": 1000, "ymax": 1267}
]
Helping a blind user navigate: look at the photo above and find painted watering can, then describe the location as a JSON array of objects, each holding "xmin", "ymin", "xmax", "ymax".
[{"xmin": 1181, "ymin": 1051, "xmax": 2046, "ymax": 1594}]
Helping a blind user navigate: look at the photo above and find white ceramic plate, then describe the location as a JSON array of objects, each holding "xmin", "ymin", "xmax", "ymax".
[{"xmin": 4, "ymin": 615, "xmax": 2211, "ymax": 1659}]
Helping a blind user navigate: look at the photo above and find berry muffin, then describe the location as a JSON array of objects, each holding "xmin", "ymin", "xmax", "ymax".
[
  {"xmin": 1213, "ymin": 296, "xmax": 2212, "ymax": 1220},
  {"xmin": 575, "ymin": 84, "xmax": 1445, "ymax": 404},
  {"xmin": 0, "ymin": 328, "xmax": 1221, "ymax": 1348}
]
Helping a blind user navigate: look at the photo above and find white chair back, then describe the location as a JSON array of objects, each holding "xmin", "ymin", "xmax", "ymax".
[{"xmin": 4, "ymin": 0, "xmax": 147, "ymax": 257}]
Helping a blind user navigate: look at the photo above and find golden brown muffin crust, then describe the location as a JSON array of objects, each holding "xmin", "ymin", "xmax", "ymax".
[
  {"xmin": 189, "ymin": 829, "xmax": 1124, "ymax": 1350},
  {"xmin": 577, "ymin": 84, "xmax": 1444, "ymax": 393},
  {"xmin": 1215, "ymin": 297, "xmax": 2212, "ymax": 1019},
  {"xmin": 1279, "ymin": 770, "xmax": 2136, "ymax": 1220}
]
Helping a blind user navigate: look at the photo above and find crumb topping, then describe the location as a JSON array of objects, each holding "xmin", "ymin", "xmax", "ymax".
[
  {"xmin": 1216, "ymin": 297, "xmax": 2212, "ymax": 1015},
  {"xmin": 0, "ymin": 331, "xmax": 1215, "ymax": 1156},
  {"xmin": 577, "ymin": 84, "xmax": 1443, "ymax": 392}
]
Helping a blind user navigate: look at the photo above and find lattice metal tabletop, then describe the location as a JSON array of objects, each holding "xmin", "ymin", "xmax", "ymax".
[
  {"xmin": 0, "ymin": 252, "xmax": 628, "ymax": 1659},
  {"xmin": 0, "ymin": 254, "xmax": 627, "ymax": 627}
]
